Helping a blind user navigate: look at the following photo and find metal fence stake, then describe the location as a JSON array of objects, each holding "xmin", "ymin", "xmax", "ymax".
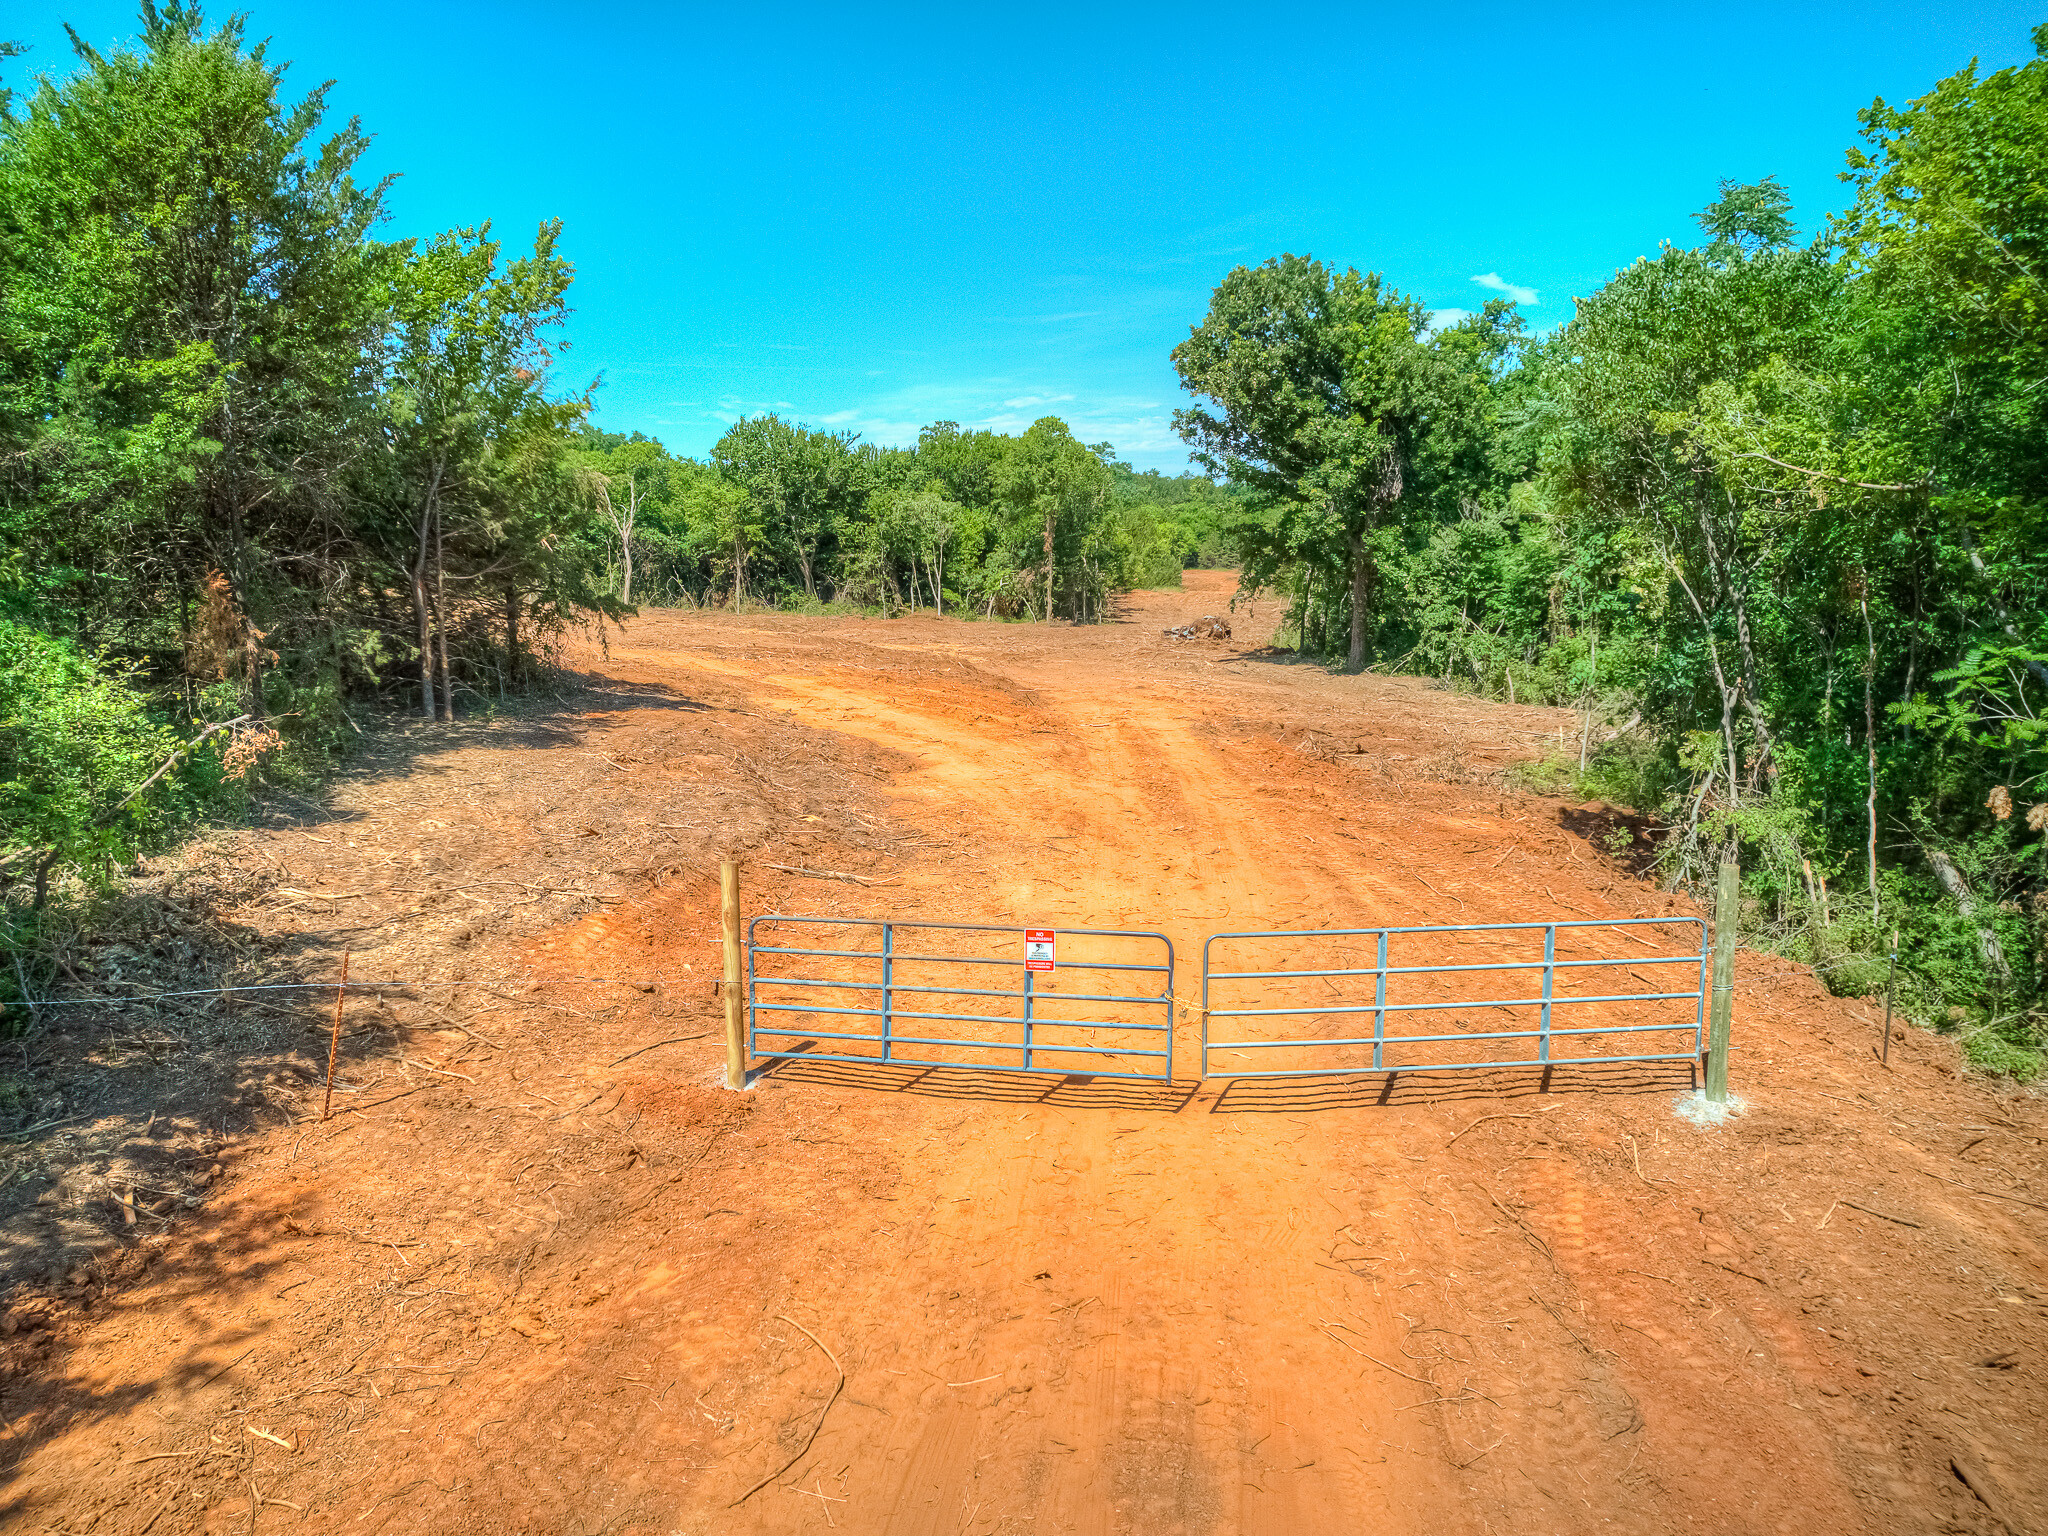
[
  {"xmin": 881, "ymin": 922, "xmax": 894, "ymax": 1064},
  {"xmin": 1022, "ymin": 966, "xmax": 1035, "ymax": 1073},
  {"xmin": 1539, "ymin": 926, "xmax": 1555, "ymax": 1065},
  {"xmin": 1200, "ymin": 937, "xmax": 1212, "ymax": 1079},
  {"xmin": 1373, "ymin": 930, "xmax": 1387, "ymax": 1071},
  {"xmin": 1705, "ymin": 859, "xmax": 1739, "ymax": 1102},
  {"xmin": 722, "ymin": 859, "xmax": 744, "ymax": 1089}
]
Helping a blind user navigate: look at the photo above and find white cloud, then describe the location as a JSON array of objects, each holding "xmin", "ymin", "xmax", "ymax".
[
  {"xmin": 1426, "ymin": 307, "xmax": 1473, "ymax": 333},
  {"xmin": 1471, "ymin": 272, "xmax": 1538, "ymax": 306},
  {"xmin": 670, "ymin": 378, "xmax": 1198, "ymax": 470}
]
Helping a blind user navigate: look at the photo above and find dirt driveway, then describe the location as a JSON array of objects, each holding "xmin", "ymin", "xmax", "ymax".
[{"xmin": 2, "ymin": 572, "xmax": 2042, "ymax": 1535}]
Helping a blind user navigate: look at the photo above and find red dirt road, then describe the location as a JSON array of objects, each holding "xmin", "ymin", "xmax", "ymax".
[{"xmin": 2, "ymin": 571, "xmax": 2042, "ymax": 1535}]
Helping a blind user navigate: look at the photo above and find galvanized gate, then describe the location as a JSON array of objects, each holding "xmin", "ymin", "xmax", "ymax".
[
  {"xmin": 1201, "ymin": 918, "xmax": 1707, "ymax": 1079},
  {"xmin": 748, "ymin": 918, "xmax": 1175, "ymax": 1082}
]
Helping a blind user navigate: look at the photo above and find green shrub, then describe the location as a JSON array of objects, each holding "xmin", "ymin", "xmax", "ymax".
[{"xmin": 0, "ymin": 621, "xmax": 177, "ymax": 897}]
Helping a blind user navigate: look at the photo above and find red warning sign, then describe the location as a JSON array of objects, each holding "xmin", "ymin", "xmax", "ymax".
[{"xmin": 1024, "ymin": 928, "xmax": 1056, "ymax": 972}]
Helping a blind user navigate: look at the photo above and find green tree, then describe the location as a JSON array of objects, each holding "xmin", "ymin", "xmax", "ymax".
[
  {"xmin": 710, "ymin": 415, "xmax": 870, "ymax": 601},
  {"xmin": 376, "ymin": 222, "xmax": 584, "ymax": 718},
  {"xmin": 0, "ymin": 3, "xmax": 392, "ymax": 718},
  {"xmin": 1173, "ymin": 256, "xmax": 1517, "ymax": 668},
  {"xmin": 0, "ymin": 4, "xmax": 618, "ymax": 908},
  {"xmin": 994, "ymin": 418, "xmax": 1113, "ymax": 621}
]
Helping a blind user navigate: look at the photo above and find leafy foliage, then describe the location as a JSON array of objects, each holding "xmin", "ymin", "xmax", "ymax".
[
  {"xmin": 1185, "ymin": 30, "xmax": 2048, "ymax": 1069},
  {"xmin": 0, "ymin": 6, "xmax": 617, "ymax": 912},
  {"xmin": 0, "ymin": 623, "xmax": 174, "ymax": 893}
]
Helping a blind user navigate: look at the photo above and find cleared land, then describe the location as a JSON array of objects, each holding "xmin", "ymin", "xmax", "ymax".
[{"xmin": 0, "ymin": 571, "xmax": 2042, "ymax": 1535}]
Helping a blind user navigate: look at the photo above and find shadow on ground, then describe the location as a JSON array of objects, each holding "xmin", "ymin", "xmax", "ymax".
[
  {"xmin": 755, "ymin": 1055, "xmax": 1201, "ymax": 1112},
  {"xmin": 1208, "ymin": 1059, "xmax": 1700, "ymax": 1112},
  {"xmin": 756, "ymin": 1052, "xmax": 1700, "ymax": 1115}
]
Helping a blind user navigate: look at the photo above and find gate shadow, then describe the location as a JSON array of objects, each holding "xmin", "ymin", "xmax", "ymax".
[
  {"xmin": 755, "ymin": 1053, "xmax": 1698, "ymax": 1115},
  {"xmin": 753, "ymin": 1054, "xmax": 1199, "ymax": 1113},
  {"xmin": 1205, "ymin": 1058, "xmax": 1700, "ymax": 1113}
]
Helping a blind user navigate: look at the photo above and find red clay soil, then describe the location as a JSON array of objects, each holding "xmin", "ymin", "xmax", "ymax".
[{"xmin": 1, "ymin": 570, "xmax": 2042, "ymax": 1535}]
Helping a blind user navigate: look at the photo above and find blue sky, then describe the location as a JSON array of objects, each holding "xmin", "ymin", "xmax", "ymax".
[{"xmin": 10, "ymin": 3, "xmax": 2042, "ymax": 469}]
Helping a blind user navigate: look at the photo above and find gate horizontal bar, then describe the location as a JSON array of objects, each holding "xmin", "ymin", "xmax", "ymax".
[
  {"xmin": 753, "ymin": 1026, "xmax": 1166, "ymax": 1058},
  {"xmin": 1214, "ymin": 1049, "xmax": 1705, "ymax": 1080},
  {"xmin": 750, "ymin": 1046, "xmax": 1170, "ymax": 1081},
  {"xmin": 1207, "ymin": 918, "xmax": 1705, "ymax": 939},
  {"xmin": 753, "ymin": 1000, "xmax": 1165, "ymax": 1032},
  {"xmin": 751, "ymin": 943, "xmax": 1167, "ymax": 974},
  {"xmin": 752, "ymin": 976, "xmax": 1168, "ymax": 1006},
  {"xmin": 1209, "ymin": 954, "xmax": 1702, "ymax": 981},
  {"xmin": 753, "ymin": 921, "xmax": 1171, "ymax": 946},
  {"xmin": 1208, "ymin": 989, "xmax": 1700, "ymax": 1017},
  {"xmin": 1207, "ymin": 1018, "xmax": 1699, "ymax": 1050}
]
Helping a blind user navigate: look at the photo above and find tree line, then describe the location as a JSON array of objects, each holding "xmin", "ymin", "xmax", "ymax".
[
  {"xmin": 1177, "ymin": 30, "xmax": 2048, "ymax": 1069},
  {"xmin": 0, "ymin": 6, "xmax": 1234, "ymax": 928},
  {"xmin": 570, "ymin": 415, "xmax": 1238, "ymax": 622}
]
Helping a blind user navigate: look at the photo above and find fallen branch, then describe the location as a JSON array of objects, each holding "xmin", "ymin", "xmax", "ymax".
[
  {"xmin": 1443, "ymin": 1113, "xmax": 1536, "ymax": 1149},
  {"xmin": 1702, "ymin": 1259, "xmax": 1768, "ymax": 1284},
  {"xmin": 2, "ymin": 1110, "xmax": 92, "ymax": 1140},
  {"xmin": 610, "ymin": 1032, "xmax": 710, "ymax": 1067},
  {"xmin": 106, "ymin": 714, "xmax": 255, "ymax": 822},
  {"xmin": 1625, "ymin": 1134, "xmax": 1680, "ymax": 1188},
  {"xmin": 322, "ymin": 953, "xmax": 350, "ymax": 1121},
  {"xmin": 1485, "ymin": 1189, "xmax": 1555, "ymax": 1268},
  {"xmin": 269, "ymin": 888, "xmax": 380, "ymax": 910},
  {"xmin": 1410, "ymin": 873, "xmax": 1464, "ymax": 908},
  {"xmin": 761, "ymin": 863, "xmax": 897, "ymax": 888},
  {"xmin": 729, "ymin": 1316, "xmax": 845, "ymax": 1507},
  {"xmin": 401, "ymin": 1058, "xmax": 475, "ymax": 1083},
  {"xmin": 1316, "ymin": 1321, "xmax": 1433, "ymax": 1385},
  {"xmin": 1453, "ymin": 1436, "xmax": 1506, "ymax": 1470},
  {"xmin": 1840, "ymin": 1199, "xmax": 1920, "ymax": 1228},
  {"xmin": 1530, "ymin": 1291, "xmax": 1607, "ymax": 1356},
  {"xmin": 195, "ymin": 1346, "xmax": 254, "ymax": 1391}
]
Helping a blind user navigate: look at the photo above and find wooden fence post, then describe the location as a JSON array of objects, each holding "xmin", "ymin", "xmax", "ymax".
[
  {"xmin": 722, "ymin": 859, "xmax": 745, "ymax": 1089},
  {"xmin": 1705, "ymin": 860, "xmax": 1738, "ymax": 1102}
]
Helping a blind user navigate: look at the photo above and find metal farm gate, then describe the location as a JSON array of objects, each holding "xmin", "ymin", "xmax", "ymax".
[
  {"xmin": 747, "ymin": 918, "xmax": 1176, "ymax": 1082},
  {"xmin": 1201, "ymin": 918, "xmax": 1708, "ymax": 1079}
]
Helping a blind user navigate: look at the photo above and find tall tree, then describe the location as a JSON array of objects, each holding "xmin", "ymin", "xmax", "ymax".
[
  {"xmin": 994, "ymin": 418, "xmax": 1112, "ymax": 622},
  {"xmin": 1173, "ymin": 256, "xmax": 1515, "ymax": 668},
  {"xmin": 378, "ymin": 222, "xmax": 580, "ymax": 719},
  {"xmin": 710, "ymin": 415, "xmax": 868, "ymax": 600},
  {"xmin": 0, "ymin": 3, "xmax": 391, "ymax": 716}
]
